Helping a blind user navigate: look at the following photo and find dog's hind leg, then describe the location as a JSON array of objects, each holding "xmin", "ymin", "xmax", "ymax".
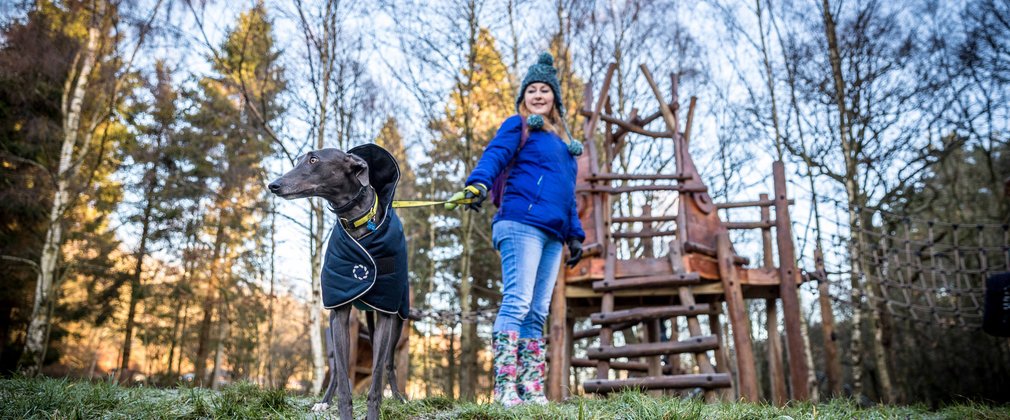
[
  {"xmin": 365, "ymin": 313, "xmax": 395, "ymax": 420},
  {"xmin": 385, "ymin": 316, "xmax": 406, "ymax": 402}
]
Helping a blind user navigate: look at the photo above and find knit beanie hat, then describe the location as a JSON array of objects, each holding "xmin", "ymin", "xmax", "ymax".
[{"xmin": 516, "ymin": 52, "xmax": 565, "ymax": 117}]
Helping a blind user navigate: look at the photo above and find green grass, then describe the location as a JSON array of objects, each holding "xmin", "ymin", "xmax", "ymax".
[{"xmin": 1, "ymin": 377, "xmax": 1008, "ymax": 419}]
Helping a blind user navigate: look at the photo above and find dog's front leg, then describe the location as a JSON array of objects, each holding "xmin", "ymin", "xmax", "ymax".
[
  {"xmin": 313, "ymin": 306, "xmax": 353, "ymax": 420},
  {"xmin": 314, "ymin": 310, "xmax": 339, "ymax": 413},
  {"xmin": 366, "ymin": 314, "xmax": 395, "ymax": 420}
]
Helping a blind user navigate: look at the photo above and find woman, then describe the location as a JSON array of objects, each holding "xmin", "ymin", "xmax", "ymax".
[{"xmin": 447, "ymin": 52, "xmax": 585, "ymax": 406}]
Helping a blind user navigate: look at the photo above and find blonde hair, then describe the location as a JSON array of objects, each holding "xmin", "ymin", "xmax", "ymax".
[{"xmin": 518, "ymin": 102, "xmax": 571, "ymax": 143}]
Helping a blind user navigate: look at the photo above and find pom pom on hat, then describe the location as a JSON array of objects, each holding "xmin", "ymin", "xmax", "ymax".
[
  {"xmin": 526, "ymin": 114, "xmax": 544, "ymax": 130},
  {"xmin": 567, "ymin": 139, "xmax": 584, "ymax": 156},
  {"xmin": 537, "ymin": 52, "xmax": 554, "ymax": 66}
]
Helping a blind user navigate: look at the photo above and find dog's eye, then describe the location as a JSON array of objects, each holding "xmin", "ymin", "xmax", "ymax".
[{"xmin": 309, "ymin": 156, "xmax": 318, "ymax": 164}]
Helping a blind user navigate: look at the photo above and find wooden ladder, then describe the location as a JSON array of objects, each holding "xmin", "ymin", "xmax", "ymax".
[{"xmin": 581, "ymin": 237, "xmax": 732, "ymax": 398}]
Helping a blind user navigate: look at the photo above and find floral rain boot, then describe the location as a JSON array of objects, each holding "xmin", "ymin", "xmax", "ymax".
[
  {"xmin": 492, "ymin": 331, "xmax": 523, "ymax": 407},
  {"xmin": 517, "ymin": 337, "xmax": 548, "ymax": 405}
]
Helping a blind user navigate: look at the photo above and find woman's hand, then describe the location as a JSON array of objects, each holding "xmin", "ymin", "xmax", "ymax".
[
  {"xmin": 444, "ymin": 183, "xmax": 487, "ymax": 211},
  {"xmin": 565, "ymin": 238, "xmax": 583, "ymax": 267}
]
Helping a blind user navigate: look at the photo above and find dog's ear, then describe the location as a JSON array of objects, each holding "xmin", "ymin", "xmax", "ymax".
[{"xmin": 347, "ymin": 154, "xmax": 370, "ymax": 187}]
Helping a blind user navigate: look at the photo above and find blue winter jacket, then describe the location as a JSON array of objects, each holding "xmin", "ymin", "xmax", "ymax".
[{"xmin": 466, "ymin": 115, "xmax": 586, "ymax": 242}]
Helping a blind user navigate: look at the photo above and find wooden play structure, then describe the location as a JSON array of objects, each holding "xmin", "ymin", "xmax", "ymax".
[{"xmin": 546, "ymin": 63, "xmax": 811, "ymax": 402}]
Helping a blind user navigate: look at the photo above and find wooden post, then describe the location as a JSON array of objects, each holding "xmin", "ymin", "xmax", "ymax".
[
  {"xmin": 548, "ymin": 265, "xmax": 568, "ymax": 401},
  {"xmin": 773, "ymin": 161, "xmax": 811, "ymax": 401},
  {"xmin": 565, "ymin": 318, "xmax": 574, "ymax": 397},
  {"xmin": 708, "ymin": 304, "xmax": 732, "ymax": 400},
  {"xmin": 645, "ymin": 319, "xmax": 662, "ymax": 396},
  {"xmin": 761, "ymin": 193, "xmax": 788, "ymax": 405},
  {"xmin": 766, "ymin": 300, "xmax": 787, "ymax": 405},
  {"xmin": 716, "ymin": 232, "xmax": 758, "ymax": 402},
  {"xmin": 816, "ymin": 246, "xmax": 843, "ymax": 396},
  {"xmin": 596, "ymin": 247, "xmax": 617, "ymax": 382}
]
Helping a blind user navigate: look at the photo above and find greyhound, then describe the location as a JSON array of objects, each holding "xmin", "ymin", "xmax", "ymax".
[{"xmin": 269, "ymin": 144, "xmax": 409, "ymax": 420}]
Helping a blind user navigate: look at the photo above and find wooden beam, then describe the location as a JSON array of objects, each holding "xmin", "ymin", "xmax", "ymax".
[
  {"xmin": 708, "ymin": 304, "xmax": 733, "ymax": 400},
  {"xmin": 571, "ymin": 321, "xmax": 638, "ymax": 340},
  {"xmin": 715, "ymin": 198, "xmax": 793, "ymax": 209},
  {"xmin": 717, "ymin": 232, "xmax": 759, "ymax": 402},
  {"xmin": 596, "ymin": 248, "xmax": 617, "ymax": 380},
  {"xmin": 583, "ymin": 374, "xmax": 732, "ymax": 393},
  {"xmin": 577, "ymin": 109, "xmax": 673, "ymax": 138},
  {"xmin": 593, "ymin": 273, "xmax": 701, "ymax": 292},
  {"xmin": 685, "ymin": 241, "xmax": 750, "ymax": 265},
  {"xmin": 612, "ymin": 229, "xmax": 678, "ymax": 239},
  {"xmin": 548, "ymin": 257, "xmax": 568, "ymax": 401},
  {"xmin": 683, "ymin": 96, "xmax": 697, "ymax": 144},
  {"xmin": 767, "ymin": 298, "xmax": 788, "ymax": 406},
  {"xmin": 586, "ymin": 173, "xmax": 690, "ymax": 182},
  {"xmin": 612, "ymin": 215, "xmax": 679, "ymax": 224},
  {"xmin": 590, "ymin": 304, "xmax": 712, "ymax": 325},
  {"xmin": 725, "ymin": 221, "xmax": 776, "ymax": 230},
  {"xmin": 587, "ymin": 335, "xmax": 719, "ymax": 359},
  {"xmin": 576, "ymin": 184, "xmax": 707, "ymax": 194},
  {"xmin": 773, "ymin": 161, "xmax": 810, "ymax": 401}
]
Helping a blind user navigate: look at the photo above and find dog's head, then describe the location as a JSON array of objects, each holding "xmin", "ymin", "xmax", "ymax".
[{"xmin": 268, "ymin": 148, "xmax": 369, "ymax": 204}]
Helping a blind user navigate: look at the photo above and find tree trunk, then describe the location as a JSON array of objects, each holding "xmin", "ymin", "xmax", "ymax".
[
  {"xmin": 815, "ymin": 247, "xmax": 843, "ymax": 396},
  {"xmin": 865, "ymin": 269, "xmax": 895, "ymax": 403},
  {"xmin": 447, "ymin": 322, "xmax": 456, "ymax": 398},
  {"xmin": 799, "ymin": 308, "xmax": 819, "ymax": 402},
  {"xmin": 210, "ymin": 297, "xmax": 229, "ymax": 390},
  {"xmin": 166, "ymin": 294, "xmax": 185, "ymax": 382},
  {"xmin": 458, "ymin": 211, "xmax": 477, "ymax": 400},
  {"xmin": 821, "ymin": 0, "xmax": 865, "ymax": 399},
  {"xmin": 309, "ymin": 203, "xmax": 325, "ymax": 395},
  {"xmin": 20, "ymin": 13, "xmax": 101, "ymax": 377},
  {"xmin": 195, "ymin": 216, "xmax": 226, "ymax": 385},
  {"xmin": 265, "ymin": 202, "xmax": 277, "ymax": 388},
  {"xmin": 121, "ymin": 174, "xmax": 157, "ymax": 380}
]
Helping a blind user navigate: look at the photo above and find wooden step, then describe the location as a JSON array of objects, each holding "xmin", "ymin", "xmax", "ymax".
[
  {"xmin": 585, "ymin": 173, "xmax": 690, "ymax": 182},
  {"xmin": 586, "ymin": 335, "xmax": 719, "ymax": 359},
  {"xmin": 582, "ymin": 373, "xmax": 732, "ymax": 393},
  {"xmin": 593, "ymin": 272, "xmax": 701, "ymax": 291},
  {"xmin": 572, "ymin": 321, "xmax": 638, "ymax": 340},
  {"xmin": 685, "ymin": 240, "xmax": 749, "ymax": 265},
  {"xmin": 577, "ymin": 184, "xmax": 707, "ymax": 194},
  {"xmin": 570, "ymin": 358, "xmax": 679, "ymax": 374},
  {"xmin": 612, "ymin": 229, "xmax": 677, "ymax": 239},
  {"xmin": 590, "ymin": 304, "xmax": 711, "ymax": 325}
]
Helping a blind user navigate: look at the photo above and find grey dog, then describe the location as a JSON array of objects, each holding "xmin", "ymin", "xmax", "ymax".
[{"xmin": 269, "ymin": 145, "xmax": 409, "ymax": 420}]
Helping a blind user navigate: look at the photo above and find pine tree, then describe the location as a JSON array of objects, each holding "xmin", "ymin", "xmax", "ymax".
[{"xmin": 184, "ymin": 2, "xmax": 284, "ymax": 387}]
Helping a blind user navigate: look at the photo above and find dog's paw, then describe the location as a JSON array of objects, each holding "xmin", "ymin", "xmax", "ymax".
[{"xmin": 311, "ymin": 402, "xmax": 330, "ymax": 412}]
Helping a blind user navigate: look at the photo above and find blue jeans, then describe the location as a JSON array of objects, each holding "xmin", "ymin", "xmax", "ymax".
[{"xmin": 492, "ymin": 220, "xmax": 563, "ymax": 338}]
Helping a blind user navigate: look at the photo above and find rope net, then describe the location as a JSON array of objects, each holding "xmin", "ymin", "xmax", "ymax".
[{"xmin": 798, "ymin": 191, "xmax": 1009, "ymax": 330}]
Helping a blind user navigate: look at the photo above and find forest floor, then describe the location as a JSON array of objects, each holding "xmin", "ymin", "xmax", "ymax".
[{"xmin": 1, "ymin": 376, "xmax": 1008, "ymax": 419}]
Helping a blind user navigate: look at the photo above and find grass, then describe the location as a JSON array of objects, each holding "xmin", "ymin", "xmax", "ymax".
[{"xmin": 1, "ymin": 376, "xmax": 1008, "ymax": 419}]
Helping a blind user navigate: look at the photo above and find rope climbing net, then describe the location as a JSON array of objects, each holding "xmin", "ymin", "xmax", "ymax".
[{"xmin": 795, "ymin": 190, "xmax": 1009, "ymax": 331}]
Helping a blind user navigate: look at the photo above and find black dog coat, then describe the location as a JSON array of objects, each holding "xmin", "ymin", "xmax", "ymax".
[{"xmin": 320, "ymin": 144, "xmax": 409, "ymax": 320}]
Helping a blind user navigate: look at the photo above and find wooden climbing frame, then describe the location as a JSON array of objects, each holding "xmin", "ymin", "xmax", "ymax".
[{"xmin": 546, "ymin": 63, "xmax": 810, "ymax": 403}]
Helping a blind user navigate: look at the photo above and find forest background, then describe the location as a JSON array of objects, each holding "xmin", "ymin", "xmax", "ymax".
[{"xmin": 1, "ymin": 0, "xmax": 1008, "ymax": 407}]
